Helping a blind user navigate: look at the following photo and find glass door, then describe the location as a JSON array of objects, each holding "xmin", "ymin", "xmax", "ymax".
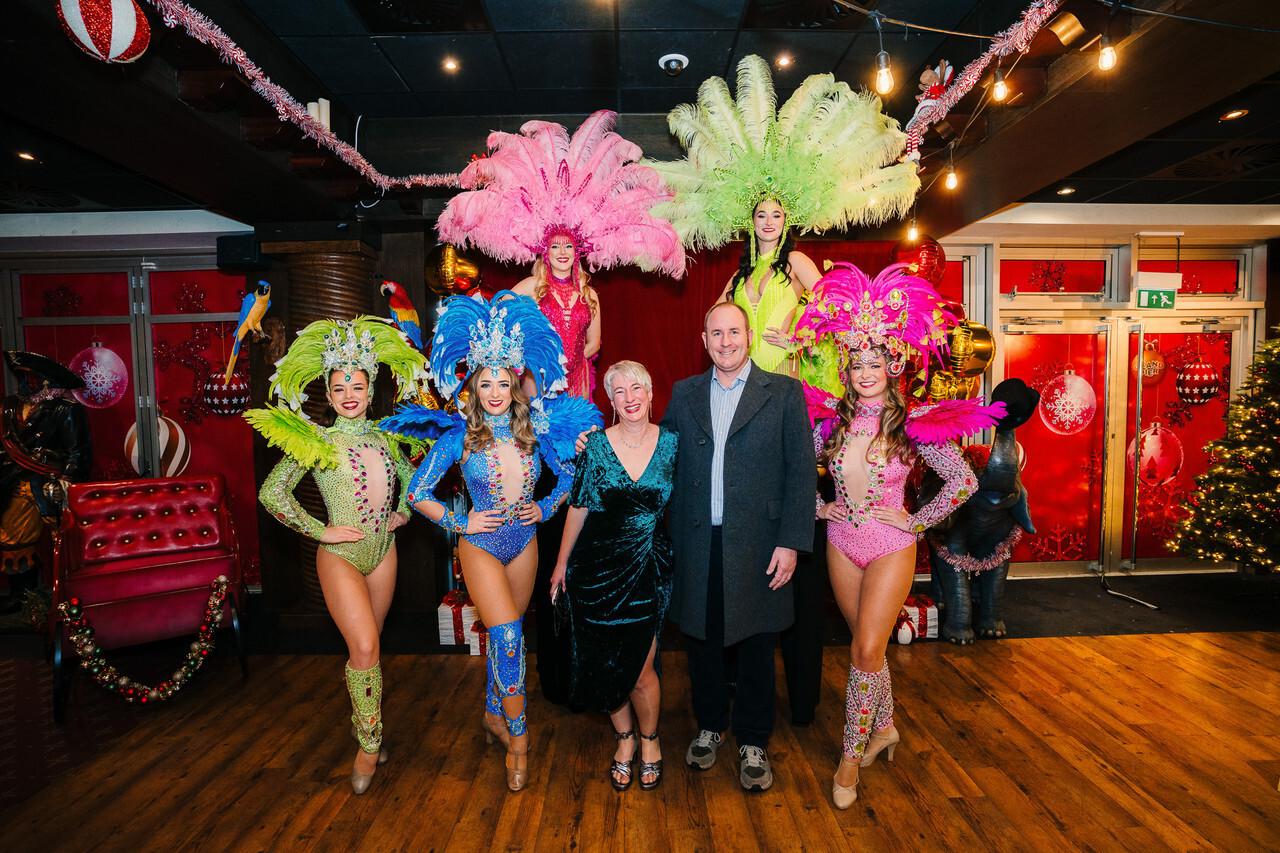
[
  {"xmin": 999, "ymin": 319, "xmax": 1111, "ymax": 576},
  {"xmin": 1119, "ymin": 317, "xmax": 1242, "ymax": 574}
]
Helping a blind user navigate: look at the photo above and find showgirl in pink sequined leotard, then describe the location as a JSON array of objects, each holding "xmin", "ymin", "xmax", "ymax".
[
  {"xmin": 820, "ymin": 401, "xmax": 976, "ymax": 569},
  {"xmin": 539, "ymin": 275, "xmax": 596, "ymax": 398}
]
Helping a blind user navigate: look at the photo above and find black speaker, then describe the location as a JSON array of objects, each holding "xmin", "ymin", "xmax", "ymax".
[{"xmin": 217, "ymin": 233, "xmax": 264, "ymax": 269}]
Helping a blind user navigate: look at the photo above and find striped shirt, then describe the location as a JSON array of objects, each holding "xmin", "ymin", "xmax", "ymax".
[{"xmin": 709, "ymin": 360, "xmax": 751, "ymax": 526}]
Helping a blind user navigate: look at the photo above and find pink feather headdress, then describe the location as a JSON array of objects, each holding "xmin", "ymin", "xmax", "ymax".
[
  {"xmin": 794, "ymin": 261, "xmax": 956, "ymax": 378},
  {"xmin": 436, "ymin": 111, "xmax": 685, "ymax": 278}
]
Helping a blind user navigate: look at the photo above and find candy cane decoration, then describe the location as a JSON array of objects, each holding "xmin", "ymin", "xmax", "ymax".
[
  {"xmin": 903, "ymin": 0, "xmax": 1066, "ymax": 161},
  {"xmin": 141, "ymin": 0, "xmax": 459, "ymax": 192}
]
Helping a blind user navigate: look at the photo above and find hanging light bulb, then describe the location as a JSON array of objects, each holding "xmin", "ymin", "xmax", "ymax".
[
  {"xmin": 1098, "ymin": 34, "xmax": 1117, "ymax": 71},
  {"xmin": 944, "ymin": 166, "xmax": 958, "ymax": 190},
  {"xmin": 871, "ymin": 14, "xmax": 893, "ymax": 96},
  {"xmin": 907, "ymin": 219, "xmax": 919, "ymax": 241},
  {"xmin": 992, "ymin": 66, "xmax": 1008, "ymax": 102},
  {"xmin": 875, "ymin": 50, "xmax": 894, "ymax": 96}
]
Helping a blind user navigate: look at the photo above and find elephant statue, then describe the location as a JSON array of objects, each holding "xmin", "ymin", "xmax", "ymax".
[{"xmin": 926, "ymin": 379, "xmax": 1038, "ymax": 644}]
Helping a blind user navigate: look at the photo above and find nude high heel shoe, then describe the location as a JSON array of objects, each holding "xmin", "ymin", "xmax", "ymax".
[
  {"xmin": 859, "ymin": 726, "xmax": 900, "ymax": 767},
  {"xmin": 506, "ymin": 743, "xmax": 529, "ymax": 792},
  {"xmin": 831, "ymin": 757, "xmax": 860, "ymax": 809}
]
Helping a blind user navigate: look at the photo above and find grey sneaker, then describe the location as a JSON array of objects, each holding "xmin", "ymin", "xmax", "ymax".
[
  {"xmin": 738, "ymin": 745, "xmax": 773, "ymax": 791},
  {"xmin": 685, "ymin": 729, "xmax": 722, "ymax": 770}
]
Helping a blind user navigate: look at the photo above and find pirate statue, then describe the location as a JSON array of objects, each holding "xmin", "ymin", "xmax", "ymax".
[{"xmin": 1, "ymin": 350, "xmax": 92, "ymax": 613}]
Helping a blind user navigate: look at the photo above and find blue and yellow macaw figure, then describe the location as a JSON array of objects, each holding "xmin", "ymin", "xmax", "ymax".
[
  {"xmin": 380, "ymin": 279, "xmax": 422, "ymax": 350},
  {"xmin": 224, "ymin": 280, "xmax": 271, "ymax": 382}
]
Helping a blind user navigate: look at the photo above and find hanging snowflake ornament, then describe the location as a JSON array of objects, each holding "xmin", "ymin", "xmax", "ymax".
[
  {"xmin": 69, "ymin": 340, "xmax": 129, "ymax": 408},
  {"xmin": 1037, "ymin": 367, "xmax": 1096, "ymax": 435}
]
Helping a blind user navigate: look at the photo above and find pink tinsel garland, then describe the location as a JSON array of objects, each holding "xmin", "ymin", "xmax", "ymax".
[
  {"xmin": 903, "ymin": 0, "xmax": 1066, "ymax": 157},
  {"xmin": 142, "ymin": 0, "xmax": 459, "ymax": 192},
  {"xmin": 930, "ymin": 527, "xmax": 1024, "ymax": 573}
]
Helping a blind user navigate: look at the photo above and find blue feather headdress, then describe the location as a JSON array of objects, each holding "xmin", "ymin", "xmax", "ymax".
[{"xmin": 429, "ymin": 290, "xmax": 568, "ymax": 400}]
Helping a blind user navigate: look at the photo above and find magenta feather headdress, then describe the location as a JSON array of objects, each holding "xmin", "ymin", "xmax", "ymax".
[
  {"xmin": 435, "ymin": 111, "xmax": 685, "ymax": 278},
  {"xmin": 794, "ymin": 261, "xmax": 956, "ymax": 378}
]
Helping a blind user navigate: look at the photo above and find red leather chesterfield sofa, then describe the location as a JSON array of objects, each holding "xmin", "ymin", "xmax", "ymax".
[{"xmin": 50, "ymin": 475, "xmax": 247, "ymax": 720}]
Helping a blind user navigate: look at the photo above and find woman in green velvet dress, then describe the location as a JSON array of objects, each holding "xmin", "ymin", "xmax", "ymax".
[{"xmin": 550, "ymin": 360, "xmax": 677, "ymax": 791}]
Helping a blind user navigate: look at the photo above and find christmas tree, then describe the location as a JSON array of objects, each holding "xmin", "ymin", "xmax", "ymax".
[{"xmin": 1169, "ymin": 332, "xmax": 1280, "ymax": 571}]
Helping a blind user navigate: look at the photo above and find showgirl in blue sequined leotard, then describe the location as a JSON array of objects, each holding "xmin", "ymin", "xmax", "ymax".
[{"xmin": 407, "ymin": 410, "xmax": 570, "ymax": 564}]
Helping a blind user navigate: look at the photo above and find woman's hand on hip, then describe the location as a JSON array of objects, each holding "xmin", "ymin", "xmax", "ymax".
[
  {"xmin": 466, "ymin": 508, "xmax": 504, "ymax": 534},
  {"xmin": 517, "ymin": 502, "xmax": 544, "ymax": 525},
  {"xmin": 868, "ymin": 505, "xmax": 913, "ymax": 531},
  {"xmin": 320, "ymin": 525, "xmax": 365, "ymax": 544}
]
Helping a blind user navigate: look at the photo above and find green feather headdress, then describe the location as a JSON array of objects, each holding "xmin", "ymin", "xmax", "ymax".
[
  {"xmin": 648, "ymin": 54, "xmax": 920, "ymax": 251},
  {"xmin": 268, "ymin": 316, "xmax": 426, "ymax": 412}
]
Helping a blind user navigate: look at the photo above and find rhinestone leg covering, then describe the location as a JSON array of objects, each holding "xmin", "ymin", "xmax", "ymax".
[
  {"xmin": 842, "ymin": 664, "xmax": 890, "ymax": 760},
  {"xmin": 488, "ymin": 618, "xmax": 527, "ymax": 737},
  {"xmin": 873, "ymin": 659, "xmax": 894, "ymax": 732},
  {"xmin": 345, "ymin": 661, "xmax": 383, "ymax": 755},
  {"xmin": 485, "ymin": 651, "xmax": 502, "ymax": 716}
]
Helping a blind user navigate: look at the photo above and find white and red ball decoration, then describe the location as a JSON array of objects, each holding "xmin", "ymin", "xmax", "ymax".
[
  {"xmin": 124, "ymin": 412, "xmax": 191, "ymax": 477},
  {"xmin": 894, "ymin": 613, "xmax": 917, "ymax": 645},
  {"xmin": 1037, "ymin": 368, "xmax": 1097, "ymax": 436},
  {"xmin": 1126, "ymin": 420, "xmax": 1184, "ymax": 487},
  {"xmin": 56, "ymin": 0, "xmax": 151, "ymax": 64},
  {"xmin": 202, "ymin": 371, "xmax": 250, "ymax": 416},
  {"xmin": 1175, "ymin": 359, "xmax": 1222, "ymax": 406},
  {"xmin": 1131, "ymin": 340, "xmax": 1167, "ymax": 388},
  {"xmin": 69, "ymin": 340, "xmax": 129, "ymax": 408}
]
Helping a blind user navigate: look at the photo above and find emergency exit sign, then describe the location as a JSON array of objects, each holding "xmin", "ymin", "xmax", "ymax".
[{"xmin": 1134, "ymin": 271, "xmax": 1181, "ymax": 310}]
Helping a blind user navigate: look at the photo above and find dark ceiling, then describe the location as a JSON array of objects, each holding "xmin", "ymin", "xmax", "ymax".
[
  {"xmin": 1020, "ymin": 73, "xmax": 1280, "ymax": 205},
  {"xmin": 243, "ymin": 0, "xmax": 1016, "ymax": 118}
]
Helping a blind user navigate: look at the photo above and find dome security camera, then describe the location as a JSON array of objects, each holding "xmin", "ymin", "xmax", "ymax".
[{"xmin": 659, "ymin": 53, "xmax": 688, "ymax": 77}]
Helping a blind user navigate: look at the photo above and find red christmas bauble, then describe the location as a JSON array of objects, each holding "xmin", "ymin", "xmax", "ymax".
[
  {"xmin": 57, "ymin": 0, "xmax": 150, "ymax": 64},
  {"xmin": 1131, "ymin": 340, "xmax": 1167, "ymax": 388},
  {"xmin": 1175, "ymin": 359, "xmax": 1221, "ymax": 406},
  {"xmin": 892, "ymin": 236, "xmax": 947, "ymax": 286},
  {"xmin": 202, "ymin": 371, "xmax": 251, "ymax": 416},
  {"xmin": 1127, "ymin": 420, "xmax": 1184, "ymax": 487},
  {"xmin": 1037, "ymin": 368, "xmax": 1097, "ymax": 436},
  {"xmin": 69, "ymin": 340, "xmax": 129, "ymax": 408}
]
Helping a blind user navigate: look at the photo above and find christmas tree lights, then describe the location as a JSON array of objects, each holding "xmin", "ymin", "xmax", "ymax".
[{"xmin": 1169, "ymin": 332, "xmax": 1280, "ymax": 571}]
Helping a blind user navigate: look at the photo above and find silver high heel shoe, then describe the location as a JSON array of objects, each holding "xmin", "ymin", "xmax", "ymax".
[
  {"xmin": 351, "ymin": 724, "xmax": 388, "ymax": 765},
  {"xmin": 859, "ymin": 726, "xmax": 900, "ymax": 767}
]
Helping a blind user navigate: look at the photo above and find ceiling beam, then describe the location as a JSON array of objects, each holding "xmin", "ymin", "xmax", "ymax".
[{"xmin": 921, "ymin": 0, "xmax": 1280, "ymax": 237}]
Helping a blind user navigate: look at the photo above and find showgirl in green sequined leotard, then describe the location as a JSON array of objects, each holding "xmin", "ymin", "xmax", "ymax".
[
  {"xmin": 246, "ymin": 316, "xmax": 426, "ymax": 797},
  {"xmin": 260, "ymin": 415, "xmax": 413, "ymax": 575}
]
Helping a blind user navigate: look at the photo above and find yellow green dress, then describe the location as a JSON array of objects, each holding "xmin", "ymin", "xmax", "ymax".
[{"xmin": 732, "ymin": 250, "xmax": 843, "ymax": 396}]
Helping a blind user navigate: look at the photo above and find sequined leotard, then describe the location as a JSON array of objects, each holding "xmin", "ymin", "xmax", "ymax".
[
  {"xmin": 259, "ymin": 415, "xmax": 414, "ymax": 575},
  {"xmin": 408, "ymin": 411, "xmax": 572, "ymax": 564},
  {"xmin": 539, "ymin": 279, "xmax": 595, "ymax": 398},
  {"xmin": 819, "ymin": 401, "xmax": 976, "ymax": 569}
]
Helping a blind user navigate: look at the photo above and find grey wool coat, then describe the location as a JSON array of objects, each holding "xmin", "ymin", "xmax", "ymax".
[{"xmin": 660, "ymin": 365, "xmax": 816, "ymax": 647}]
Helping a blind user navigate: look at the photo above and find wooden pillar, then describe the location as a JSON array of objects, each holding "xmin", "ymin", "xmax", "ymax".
[{"xmin": 260, "ymin": 239, "xmax": 378, "ymax": 610}]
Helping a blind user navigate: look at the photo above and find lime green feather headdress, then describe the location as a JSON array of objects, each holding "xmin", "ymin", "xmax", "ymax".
[
  {"xmin": 268, "ymin": 316, "xmax": 426, "ymax": 412},
  {"xmin": 648, "ymin": 55, "xmax": 920, "ymax": 251}
]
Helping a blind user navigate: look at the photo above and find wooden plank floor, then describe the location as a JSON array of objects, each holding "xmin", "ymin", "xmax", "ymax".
[{"xmin": 5, "ymin": 632, "xmax": 1279, "ymax": 852}]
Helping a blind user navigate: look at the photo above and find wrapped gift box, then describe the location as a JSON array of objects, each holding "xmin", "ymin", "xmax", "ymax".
[
  {"xmin": 901, "ymin": 593, "xmax": 939, "ymax": 640},
  {"xmin": 467, "ymin": 620, "xmax": 488, "ymax": 657},
  {"xmin": 437, "ymin": 589, "xmax": 478, "ymax": 646}
]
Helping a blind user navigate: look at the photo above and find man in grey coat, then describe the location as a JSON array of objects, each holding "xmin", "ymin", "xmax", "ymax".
[{"xmin": 661, "ymin": 301, "xmax": 816, "ymax": 791}]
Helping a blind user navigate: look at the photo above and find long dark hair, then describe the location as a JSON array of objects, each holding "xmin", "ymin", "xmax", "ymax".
[{"xmin": 730, "ymin": 230, "xmax": 795, "ymax": 298}]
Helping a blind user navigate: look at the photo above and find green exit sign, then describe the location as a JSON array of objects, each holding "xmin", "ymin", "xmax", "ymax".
[
  {"xmin": 1133, "ymin": 270, "xmax": 1181, "ymax": 310},
  {"xmin": 1137, "ymin": 288, "xmax": 1177, "ymax": 309}
]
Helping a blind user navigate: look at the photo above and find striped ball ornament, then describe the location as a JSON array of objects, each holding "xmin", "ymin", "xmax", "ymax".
[
  {"xmin": 1175, "ymin": 359, "xmax": 1221, "ymax": 406},
  {"xmin": 123, "ymin": 413, "xmax": 191, "ymax": 477},
  {"xmin": 57, "ymin": 0, "xmax": 150, "ymax": 64}
]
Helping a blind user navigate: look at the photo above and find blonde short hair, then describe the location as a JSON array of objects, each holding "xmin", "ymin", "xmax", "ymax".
[{"xmin": 603, "ymin": 360, "xmax": 653, "ymax": 396}]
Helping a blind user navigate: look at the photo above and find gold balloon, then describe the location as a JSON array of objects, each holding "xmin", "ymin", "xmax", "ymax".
[
  {"xmin": 948, "ymin": 321, "xmax": 995, "ymax": 378},
  {"xmin": 426, "ymin": 244, "xmax": 481, "ymax": 297},
  {"xmin": 928, "ymin": 370, "xmax": 963, "ymax": 401}
]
